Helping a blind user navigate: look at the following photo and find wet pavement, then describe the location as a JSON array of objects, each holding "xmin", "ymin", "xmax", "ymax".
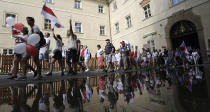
[{"xmin": 0, "ymin": 66, "xmax": 209, "ymax": 112}]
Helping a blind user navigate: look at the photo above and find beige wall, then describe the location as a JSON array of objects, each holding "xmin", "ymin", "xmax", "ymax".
[
  {"xmin": 109, "ymin": 0, "xmax": 210, "ymax": 52},
  {"xmin": 0, "ymin": 0, "xmax": 110, "ymax": 54},
  {"xmin": 0, "ymin": 0, "xmax": 210, "ymax": 55}
]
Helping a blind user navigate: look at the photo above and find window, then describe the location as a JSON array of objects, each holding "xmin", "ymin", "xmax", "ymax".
[
  {"xmin": 100, "ymin": 26, "xmax": 105, "ymax": 35},
  {"xmin": 115, "ymin": 23, "xmax": 119, "ymax": 33},
  {"xmin": 44, "ymin": 19, "xmax": 51, "ymax": 30},
  {"xmin": 4, "ymin": 13, "xmax": 16, "ymax": 25},
  {"xmin": 147, "ymin": 40, "xmax": 155, "ymax": 51},
  {"xmin": 143, "ymin": 4, "xmax": 151, "ymax": 19},
  {"xmin": 45, "ymin": 0, "xmax": 53, "ymax": 4},
  {"xmin": 3, "ymin": 49, "xmax": 7, "ymax": 54},
  {"xmin": 98, "ymin": 5, "xmax": 104, "ymax": 13},
  {"xmin": 126, "ymin": 16, "xmax": 132, "ymax": 28},
  {"xmin": 75, "ymin": 23, "xmax": 82, "ymax": 33},
  {"xmin": 171, "ymin": 0, "xmax": 183, "ymax": 5},
  {"xmin": 9, "ymin": 49, "xmax": 13, "ymax": 54},
  {"xmin": 75, "ymin": 0, "xmax": 81, "ymax": 9},
  {"xmin": 113, "ymin": 1, "xmax": 118, "ymax": 10}
]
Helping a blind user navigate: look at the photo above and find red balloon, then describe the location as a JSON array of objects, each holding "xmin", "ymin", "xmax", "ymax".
[
  {"xmin": 26, "ymin": 44, "xmax": 38, "ymax": 56},
  {"xmin": 13, "ymin": 23, "xmax": 24, "ymax": 31}
]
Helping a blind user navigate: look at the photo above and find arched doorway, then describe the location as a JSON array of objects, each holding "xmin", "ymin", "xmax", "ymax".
[{"xmin": 170, "ymin": 20, "xmax": 200, "ymax": 50}]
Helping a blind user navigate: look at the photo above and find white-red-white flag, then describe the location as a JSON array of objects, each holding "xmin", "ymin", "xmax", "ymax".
[{"xmin": 41, "ymin": 3, "xmax": 64, "ymax": 28}]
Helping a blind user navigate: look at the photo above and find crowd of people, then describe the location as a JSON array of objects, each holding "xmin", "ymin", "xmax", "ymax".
[{"xmin": 7, "ymin": 16, "xmax": 203, "ymax": 81}]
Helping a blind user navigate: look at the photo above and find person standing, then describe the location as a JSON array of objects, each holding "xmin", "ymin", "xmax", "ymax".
[
  {"xmin": 84, "ymin": 45, "xmax": 91, "ymax": 72},
  {"xmin": 96, "ymin": 45, "xmax": 104, "ymax": 71},
  {"xmin": 120, "ymin": 41, "xmax": 129, "ymax": 70},
  {"xmin": 39, "ymin": 32, "xmax": 51, "ymax": 69},
  {"xmin": 25, "ymin": 17, "xmax": 42, "ymax": 80},
  {"xmin": 66, "ymin": 19, "xmax": 77, "ymax": 75},
  {"xmin": 46, "ymin": 29, "xmax": 64, "ymax": 76},
  {"xmin": 7, "ymin": 27, "xmax": 30, "ymax": 79},
  {"xmin": 104, "ymin": 39, "xmax": 114, "ymax": 72}
]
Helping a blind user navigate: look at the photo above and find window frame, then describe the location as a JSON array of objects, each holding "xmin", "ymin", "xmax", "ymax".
[
  {"xmin": 143, "ymin": 4, "xmax": 152, "ymax": 19},
  {"xmin": 44, "ymin": 18, "xmax": 51, "ymax": 30},
  {"xmin": 100, "ymin": 25, "xmax": 105, "ymax": 36},
  {"xmin": 126, "ymin": 15, "xmax": 132, "ymax": 28},
  {"xmin": 74, "ymin": 0, "xmax": 82, "ymax": 9},
  {"xmin": 113, "ymin": 1, "xmax": 118, "ymax": 10},
  {"xmin": 171, "ymin": 0, "xmax": 183, "ymax": 6},
  {"xmin": 98, "ymin": 5, "xmax": 104, "ymax": 13},
  {"xmin": 75, "ymin": 22, "xmax": 82, "ymax": 33},
  {"xmin": 115, "ymin": 22, "xmax": 120, "ymax": 33},
  {"xmin": 3, "ymin": 12, "xmax": 17, "ymax": 27},
  {"xmin": 45, "ymin": 0, "xmax": 54, "ymax": 4}
]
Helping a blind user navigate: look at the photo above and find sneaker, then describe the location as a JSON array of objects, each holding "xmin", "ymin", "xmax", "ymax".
[
  {"xmin": 45, "ymin": 72, "xmax": 52, "ymax": 76},
  {"xmin": 85, "ymin": 69, "xmax": 89, "ymax": 72},
  {"xmin": 7, "ymin": 75, "xmax": 17, "ymax": 80},
  {"xmin": 33, "ymin": 75, "xmax": 42, "ymax": 80}
]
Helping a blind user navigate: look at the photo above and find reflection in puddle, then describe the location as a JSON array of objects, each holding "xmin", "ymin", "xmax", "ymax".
[{"xmin": 0, "ymin": 67, "xmax": 209, "ymax": 112}]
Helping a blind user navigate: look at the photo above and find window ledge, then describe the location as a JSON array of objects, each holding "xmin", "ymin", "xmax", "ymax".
[
  {"xmin": 125, "ymin": 25, "xmax": 132, "ymax": 30},
  {"xmin": 74, "ymin": 7, "xmax": 83, "ymax": 10},
  {"xmin": 98, "ymin": 12, "xmax": 105, "ymax": 14},
  {"xmin": 115, "ymin": 32, "xmax": 120, "ymax": 35},
  {"xmin": 75, "ymin": 32, "xmax": 84, "ymax": 34},
  {"xmin": 100, "ymin": 34, "xmax": 107, "ymax": 36},
  {"xmin": 142, "ymin": 16, "xmax": 152, "ymax": 21}
]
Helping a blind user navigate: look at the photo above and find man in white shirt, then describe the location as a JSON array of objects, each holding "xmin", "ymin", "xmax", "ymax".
[
  {"xmin": 26, "ymin": 17, "xmax": 42, "ymax": 80},
  {"xmin": 39, "ymin": 32, "xmax": 50, "ymax": 68},
  {"xmin": 66, "ymin": 19, "xmax": 78, "ymax": 75}
]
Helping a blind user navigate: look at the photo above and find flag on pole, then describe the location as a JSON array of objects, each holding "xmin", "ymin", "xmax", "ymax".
[
  {"xmin": 180, "ymin": 41, "xmax": 189, "ymax": 55},
  {"xmin": 41, "ymin": 3, "xmax": 64, "ymax": 28}
]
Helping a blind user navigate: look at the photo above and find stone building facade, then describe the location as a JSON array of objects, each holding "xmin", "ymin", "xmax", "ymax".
[{"xmin": 0, "ymin": 0, "xmax": 210, "ymax": 61}]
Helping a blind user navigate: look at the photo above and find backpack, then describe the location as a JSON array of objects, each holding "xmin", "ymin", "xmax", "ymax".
[{"xmin": 39, "ymin": 32, "xmax": 46, "ymax": 47}]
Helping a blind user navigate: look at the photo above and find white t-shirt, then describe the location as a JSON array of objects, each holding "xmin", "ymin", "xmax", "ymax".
[
  {"xmin": 28, "ymin": 25, "xmax": 40, "ymax": 36},
  {"xmin": 62, "ymin": 46, "xmax": 67, "ymax": 57},
  {"xmin": 97, "ymin": 48, "xmax": 103, "ymax": 58},
  {"xmin": 40, "ymin": 38, "xmax": 50, "ymax": 54},
  {"xmin": 52, "ymin": 39, "xmax": 62, "ymax": 54},
  {"xmin": 152, "ymin": 52, "xmax": 158, "ymax": 57},
  {"xmin": 115, "ymin": 53, "xmax": 121, "ymax": 62},
  {"xmin": 67, "ymin": 36, "xmax": 77, "ymax": 50}
]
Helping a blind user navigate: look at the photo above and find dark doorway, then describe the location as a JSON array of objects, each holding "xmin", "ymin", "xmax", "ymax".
[{"xmin": 170, "ymin": 20, "xmax": 200, "ymax": 50}]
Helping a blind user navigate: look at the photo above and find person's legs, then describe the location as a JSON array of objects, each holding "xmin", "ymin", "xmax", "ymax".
[
  {"xmin": 58, "ymin": 59, "xmax": 64, "ymax": 75},
  {"xmin": 84, "ymin": 58, "xmax": 89, "ymax": 71},
  {"xmin": 66, "ymin": 51, "xmax": 72, "ymax": 74},
  {"xmin": 46, "ymin": 58, "xmax": 56, "ymax": 76},
  {"xmin": 8, "ymin": 55, "xmax": 21, "ymax": 79},
  {"xmin": 71, "ymin": 50, "xmax": 77, "ymax": 74},
  {"xmin": 33, "ymin": 53, "xmax": 42, "ymax": 79},
  {"xmin": 11, "ymin": 56, "xmax": 21, "ymax": 76}
]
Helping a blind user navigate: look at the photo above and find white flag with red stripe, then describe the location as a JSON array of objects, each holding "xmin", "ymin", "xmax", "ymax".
[{"xmin": 41, "ymin": 3, "xmax": 64, "ymax": 28}]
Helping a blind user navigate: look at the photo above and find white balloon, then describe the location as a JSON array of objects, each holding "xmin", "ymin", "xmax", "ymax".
[
  {"xmin": 6, "ymin": 16, "xmax": 15, "ymax": 26},
  {"xmin": 6, "ymin": 24, "xmax": 12, "ymax": 29},
  {"xmin": 14, "ymin": 43, "xmax": 26, "ymax": 54},
  {"xmin": 27, "ymin": 34, "xmax": 40, "ymax": 46}
]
